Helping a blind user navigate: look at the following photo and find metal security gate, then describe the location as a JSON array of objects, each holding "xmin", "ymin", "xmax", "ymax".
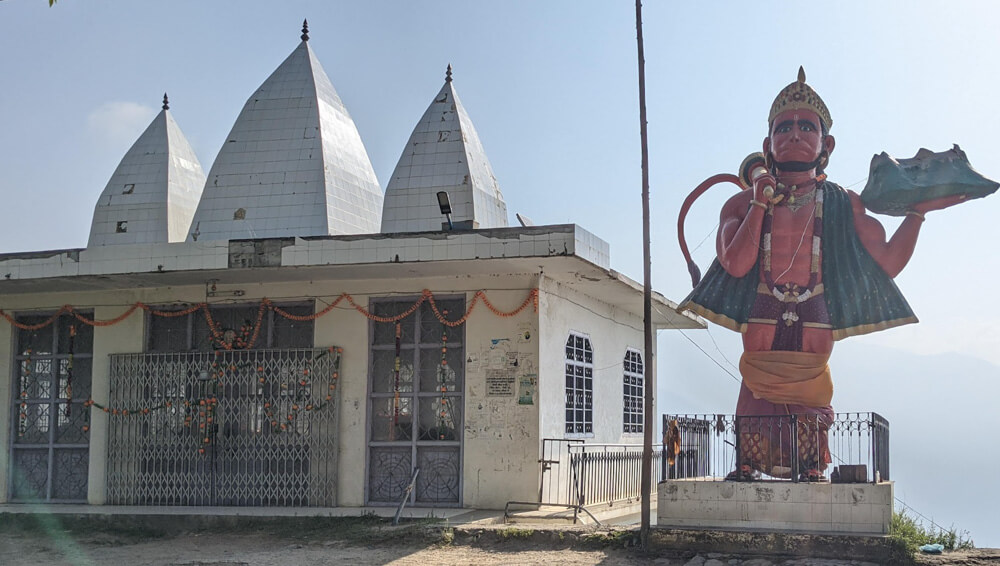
[{"xmin": 107, "ymin": 348, "xmax": 340, "ymax": 506}]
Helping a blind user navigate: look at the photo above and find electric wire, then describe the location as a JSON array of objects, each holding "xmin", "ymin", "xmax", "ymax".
[
  {"xmin": 690, "ymin": 222, "xmax": 719, "ymax": 254},
  {"xmin": 653, "ymin": 302, "xmax": 741, "ymax": 383},
  {"xmin": 825, "ymin": 448, "xmax": 953, "ymax": 534},
  {"xmin": 844, "ymin": 176, "xmax": 868, "ymax": 189}
]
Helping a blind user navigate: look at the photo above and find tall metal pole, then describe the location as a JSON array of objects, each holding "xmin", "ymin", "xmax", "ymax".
[{"xmin": 635, "ymin": 0, "xmax": 654, "ymax": 545}]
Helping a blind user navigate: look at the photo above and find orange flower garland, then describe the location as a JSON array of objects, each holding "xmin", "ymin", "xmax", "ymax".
[
  {"xmin": 82, "ymin": 345, "xmax": 345, "ymax": 453},
  {"xmin": 0, "ymin": 288, "xmax": 538, "ymax": 331},
  {"xmin": 7, "ymin": 289, "xmax": 537, "ymax": 455}
]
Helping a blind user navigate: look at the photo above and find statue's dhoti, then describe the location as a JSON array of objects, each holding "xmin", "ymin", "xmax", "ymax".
[{"xmin": 736, "ymin": 351, "xmax": 834, "ymax": 478}]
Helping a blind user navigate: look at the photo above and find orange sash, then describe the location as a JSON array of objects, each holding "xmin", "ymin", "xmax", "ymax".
[{"xmin": 739, "ymin": 350, "xmax": 833, "ymax": 407}]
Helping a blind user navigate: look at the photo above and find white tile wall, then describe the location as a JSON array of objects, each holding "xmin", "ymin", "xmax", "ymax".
[
  {"xmin": 381, "ymin": 74, "xmax": 507, "ymax": 233},
  {"xmin": 187, "ymin": 41, "xmax": 383, "ymax": 243},
  {"xmin": 0, "ymin": 225, "xmax": 612, "ymax": 284},
  {"xmin": 88, "ymin": 109, "xmax": 206, "ymax": 247}
]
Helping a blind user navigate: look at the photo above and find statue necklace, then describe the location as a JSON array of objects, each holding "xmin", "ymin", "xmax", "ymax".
[
  {"xmin": 774, "ymin": 177, "xmax": 821, "ymax": 212},
  {"xmin": 760, "ymin": 178, "xmax": 825, "ymax": 305}
]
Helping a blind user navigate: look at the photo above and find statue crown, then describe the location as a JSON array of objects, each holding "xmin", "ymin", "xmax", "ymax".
[{"xmin": 768, "ymin": 66, "xmax": 833, "ymax": 132}]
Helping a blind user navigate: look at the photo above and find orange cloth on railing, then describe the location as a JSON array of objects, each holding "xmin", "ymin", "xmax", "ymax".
[{"xmin": 739, "ymin": 351, "xmax": 833, "ymax": 408}]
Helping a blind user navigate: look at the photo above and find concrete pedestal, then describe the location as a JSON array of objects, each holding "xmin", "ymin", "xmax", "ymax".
[{"xmin": 657, "ymin": 479, "xmax": 893, "ymax": 535}]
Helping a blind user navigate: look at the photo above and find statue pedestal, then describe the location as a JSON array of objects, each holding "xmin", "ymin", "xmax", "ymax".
[{"xmin": 657, "ymin": 479, "xmax": 893, "ymax": 536}]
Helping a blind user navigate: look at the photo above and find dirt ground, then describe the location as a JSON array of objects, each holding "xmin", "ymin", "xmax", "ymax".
[
  {"xmin": 1, "ymin": 517, "xmax": 997, "ymax": 566},
  {"xmin": 0, "ymin": 531, "xmax": 642, "ymax": 566}
]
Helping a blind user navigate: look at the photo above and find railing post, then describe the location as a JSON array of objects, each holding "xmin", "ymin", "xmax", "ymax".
[
  {"xmin": 661, "ymin": 414, "xmax": 667, "ymax": 482},
  {"xmin": 790, "ymin": 414, "xmax": 799, "ymax": 483},
  {"xmin": 538, "ymin": 439, "xmax": 547, "ymax": 502},
  {"xmin": 733, "ymin": 415, "xmax": 741, "ymax": 480}
]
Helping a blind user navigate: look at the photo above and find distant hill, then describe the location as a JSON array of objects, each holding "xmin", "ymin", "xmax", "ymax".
[{"xmin": 833, "ymin": 342, "xmax": 999, "ymax": 548}]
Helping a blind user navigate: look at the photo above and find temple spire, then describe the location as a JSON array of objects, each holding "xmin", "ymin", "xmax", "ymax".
[
  {"xmin": 162, "ymin": 92, "xmax": 169, "ymax": 111},
  {"xmin": 301, "ymin": 19, "xmax": 309, "ymax": 41},
  {"xmin": 446, "ymin": 63, "xmax": 453, "ymax": 83}
]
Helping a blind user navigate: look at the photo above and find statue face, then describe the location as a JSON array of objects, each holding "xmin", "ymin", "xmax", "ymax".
[{"xmin": 766, "ymin": 108, "xmax": 827, "ymax": 164}]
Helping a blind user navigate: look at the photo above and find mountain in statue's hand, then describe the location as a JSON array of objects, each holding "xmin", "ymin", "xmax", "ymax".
[{"xmin": 861, "ymin": 145, "xmax": 998, "ymax": 216}]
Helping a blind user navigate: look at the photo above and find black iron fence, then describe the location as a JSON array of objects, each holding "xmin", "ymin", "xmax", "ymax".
[
  {"xmin": 538, "ymin": 438, "xmax": 583, "ymax": 504},
  {"xmin": 661, "ymin": 412, "xmax": 889, "ymax": 484},
  {"xmin": 567, "ymin": 443, "xmax": 662, "ymax": 506}
]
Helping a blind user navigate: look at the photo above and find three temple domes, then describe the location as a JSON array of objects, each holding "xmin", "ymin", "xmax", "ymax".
[{"xmin": 88, "ymin": 24, "xmax": 507, "ymax": 246}]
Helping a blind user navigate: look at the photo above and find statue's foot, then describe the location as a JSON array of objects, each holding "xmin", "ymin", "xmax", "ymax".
[
  {"xmin": 799, "ymin": 468, "xmax": 827, "ymax": 482},
  {"xmin": 725, "ymin": 464, "xmax": 760, "ymax": 481}
]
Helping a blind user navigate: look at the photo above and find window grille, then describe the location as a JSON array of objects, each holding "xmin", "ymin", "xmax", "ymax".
[
  {"xmin": 10, "ymin": 313, "xmax": 93, "ymax": 502},
  {"xmin": 564, "ymin": 333, "xmax": 593, "ymax": 435},
  {"xmin": 367, "ymin": 297, "xmax": 464, "ymax": 505},
  {"xmin": 623, "ymin": 349, "xmax": 644, "ymax": 434},
  {"xmin": 146, "ymin": 302, "xmax": 314, "ymax": 352}
]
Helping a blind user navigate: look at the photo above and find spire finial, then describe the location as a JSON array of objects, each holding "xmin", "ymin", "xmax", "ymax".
[
  {"xmin": 797, "ymin": 66, "xmax": 806, "ymax": 84},
  {"xmin": 446, "ymin": 63, "xmax": 453, "ymax": 83},
  {"xmin": 162, "ymin": 92, "xmax": 169, "ymax": 111},
  {"xmin": 301, "ymin": 19, "xmax": 309, "ymax": 41}
]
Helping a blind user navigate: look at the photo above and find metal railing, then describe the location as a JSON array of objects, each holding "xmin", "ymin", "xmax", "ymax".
[
  {"xmin": 661, "ymin": 412, "xmax": 889, "ymax": 484},
  {"xmin": 567, "ymin": 443, "xmax": 662, "ymax": 506},
  {"xmin": 538, "ymin": 438, "xmax": 583, "ymax": 504}
]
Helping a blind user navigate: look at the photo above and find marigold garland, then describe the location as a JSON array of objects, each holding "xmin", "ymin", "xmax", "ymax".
[
  {"xmin": 6, "ymin": 289, "xmax": 537, "ymax": 454},
  {"xmin": 80, "ymin": 346, "xmax": 345, "ymax": 453},
  {"xmin": 0, "ymin": 289, "xmax": 539, "ymax": 333}
]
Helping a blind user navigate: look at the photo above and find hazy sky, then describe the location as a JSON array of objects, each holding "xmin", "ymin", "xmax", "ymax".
[{"xmin": 2, "ymin": 1, "xmax": 998, "ymax": 546}]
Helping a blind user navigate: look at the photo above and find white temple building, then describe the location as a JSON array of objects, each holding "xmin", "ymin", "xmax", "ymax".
[{"xmin": 0, "ymin": 22, "xmax": 702, "ymax": 515}]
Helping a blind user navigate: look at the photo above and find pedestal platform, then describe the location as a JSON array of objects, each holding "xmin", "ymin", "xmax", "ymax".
[{"xmin": 657, "ymin": 479, "xmax": 892, "ymax": 535}]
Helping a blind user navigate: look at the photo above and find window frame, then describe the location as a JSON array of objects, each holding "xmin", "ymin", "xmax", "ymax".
[
  {"xmin": 365, "ymin": 295, "xmax": 466, "ymax": 506},
  {"xmin": 622, "ymin": 348, "xmax": 644, "ymax": 435},
  {"xmin": 9, "ymin": 311, "xmax": 94, "ymax": 502},
  {"xmin": 564, "ymin": 331, "xmax": 594, "ymax": 438},
  {"xmin": 143, "ymin": 301, "xmax": 316, "ymax": 352}
]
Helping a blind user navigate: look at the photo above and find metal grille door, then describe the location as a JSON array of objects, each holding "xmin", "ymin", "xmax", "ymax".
[
  {"xmin": 107, "ymin": 348, "xmax": 340, "ymax": 506},
  {"xmin": 367, "ymin": 299, "xmax": 463, "ymax": 506},
  {"xmin": 9, "ymin": 314, "xmax": 92, "ymax": 502}
]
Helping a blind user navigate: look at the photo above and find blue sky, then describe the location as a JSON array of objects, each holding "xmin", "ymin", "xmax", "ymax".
[{"xmin": 2, "ymin": 1, "xmax": 998, "ymax": 545}]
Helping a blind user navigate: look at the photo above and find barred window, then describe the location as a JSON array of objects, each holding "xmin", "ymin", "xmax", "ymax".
[
  {"xmin": 146, "ymin": 302, "xmax": 314, "ymax": 352},
  {"xmin": 623, "ymin": 349, "xmax": 644, "ymax": 434},
  {"xmin": 565, "ymin": 333, "xmax": 593, "ymax": 435}
]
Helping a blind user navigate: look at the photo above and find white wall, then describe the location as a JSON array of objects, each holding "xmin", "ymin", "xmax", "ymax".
[
  {"xmin": 0, "ymin": 272, "xmax": 646, "ymax": 510},
  {"xmin": 461, "ymin": 289, "xmax": 539, "ymax": 508},
  {"xmin": 89, "ymin": 302, "xmax": 145, "ymax": 504},
  {"xmin": 537, "ymin": 277, "xmax": 655, "ymax": 445}
]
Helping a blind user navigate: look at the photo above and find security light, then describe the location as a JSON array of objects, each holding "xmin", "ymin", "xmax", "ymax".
[
  {"xmin": 436, "ymin": 191, "xmax": 452, "ymax": 214},
  {"xmin": 436, "ymin": 191, "xmax": 454, "ymax": 230}
]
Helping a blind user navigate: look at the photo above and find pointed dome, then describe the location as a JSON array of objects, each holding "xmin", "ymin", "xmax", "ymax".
[
  {"xmin": 88, "ymin": 97, "xmax": 206, "ymax": 246},
  {"xmin": 380, "ymin": 66, "xmax": 507, "ymax": 233},
  {"xmin": 187, "ymin": 35, "xmax": 383, "ymax": 242}
]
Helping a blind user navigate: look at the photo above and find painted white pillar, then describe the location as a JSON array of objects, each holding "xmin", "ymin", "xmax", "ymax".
[
  {"xmin": 87, "ymin": 305, "xmax": 144, "ymax": 505},
  {"xmin": 312, "ymin": 298, "xmax": 369, "ymax": 507},
  {"xmin": 0, "ymin": 321, "xmax": 13, "ymax": 502}
]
